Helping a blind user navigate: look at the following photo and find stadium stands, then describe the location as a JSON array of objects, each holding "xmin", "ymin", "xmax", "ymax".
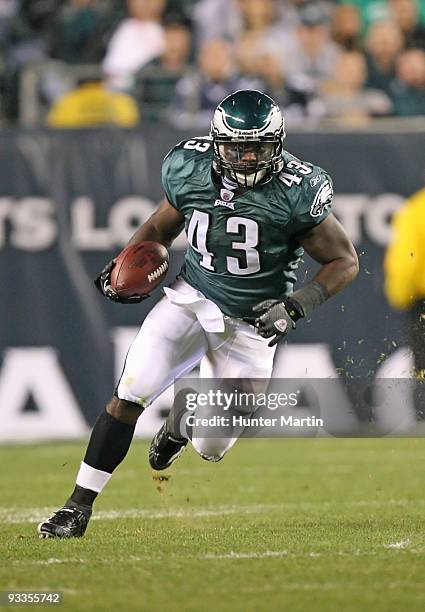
[{"xmin": 0, "ymin": 0, "xmax": 422, "ymax": 126}]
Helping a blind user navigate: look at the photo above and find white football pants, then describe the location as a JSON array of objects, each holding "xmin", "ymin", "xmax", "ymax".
[{"xmin": 117, "ymin": 278, "xmax": 276, "ymax": 460}]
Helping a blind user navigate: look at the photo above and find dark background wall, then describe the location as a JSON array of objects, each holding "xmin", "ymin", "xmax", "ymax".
[{"xmin": 1, "ymin": 126, "xmax": 423, "ymax": 436}]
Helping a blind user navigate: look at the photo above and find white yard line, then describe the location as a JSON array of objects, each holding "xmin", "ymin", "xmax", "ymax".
[
  {"xmin": 11, "ymin": 546, "xmax": 425, "ymax": 569},
  {"xmin": 1, "ymin": 504, "xmax": 278, "ymax": 524},
  {"xmin": 201, "ymin": 550, "xmax": 289, "ymax": 560},
  {"xmin": 384, "ymin": 538, "xmax": 411, "ymax": 549},
  {"xmin": 0, "ymin": 498, "xmax": 420, "ymax": 525}
]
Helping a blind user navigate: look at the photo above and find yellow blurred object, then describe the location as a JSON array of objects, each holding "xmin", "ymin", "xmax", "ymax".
[
  {"xmin": 47, "ymin": 82, "xmax": 140, "ymax": 128},
  {"xmin": 384, "ymin": 187, "xmax": 425, "ymax": 309}
]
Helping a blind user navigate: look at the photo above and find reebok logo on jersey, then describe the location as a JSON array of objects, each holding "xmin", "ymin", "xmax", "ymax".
[
  {"xmin": 214, "ymin": 199, "xmax": 235, "ymax": 210},
  {"xmin": 310, "ymin": 175, "xmax": 322, "ymax": 187},
  {"xmin": 310, "ymin": 181, "xmax": 333, "ymax": 218}
]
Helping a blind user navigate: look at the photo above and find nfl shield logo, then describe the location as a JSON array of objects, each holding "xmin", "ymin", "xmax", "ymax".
[{"xmin": 220, "ymin": 189, "xmax": 234, "ymax": 202}]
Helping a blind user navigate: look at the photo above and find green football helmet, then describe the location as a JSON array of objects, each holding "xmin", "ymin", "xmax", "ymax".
[{"xmin": 210, "ymin": 89, "xmax": 286, "ymax": 188}]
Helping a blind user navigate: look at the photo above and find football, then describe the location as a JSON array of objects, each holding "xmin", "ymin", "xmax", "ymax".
[{"xmin": 110, "ymin": 241, "xmax": 169, "ymax": 297}]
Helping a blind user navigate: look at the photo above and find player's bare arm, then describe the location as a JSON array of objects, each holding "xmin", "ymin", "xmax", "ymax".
[
  {"xmin": 254, "ymin": 214, "xmax": 358, "ymax": 346},
  {"xmin": 300, "ymin": 213, "xmax": 359, "ymax": 296},
  {"xmin": 127, "ymin": 198, "xmax": 185, "ymax": 248}
]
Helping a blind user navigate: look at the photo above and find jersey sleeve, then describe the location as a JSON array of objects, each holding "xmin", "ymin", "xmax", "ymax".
[
  {"xmin": 161, "ymin": 138, "xmax": 210, "ymax": 210},
  {"xmin": 161, "ymin": 147, "xmax": 179, "ymax": 209},
  {"xmin": 290, "ymin": 172, "xmax": 334, "ymax": 237}
]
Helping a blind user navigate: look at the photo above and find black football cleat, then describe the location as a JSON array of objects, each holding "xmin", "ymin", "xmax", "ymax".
[
  {"xmin": 149, "ymin": 423, "xmax": 188, "ymax": 470},
  {"xmin": 38, "ymin": 505, "xmax": 92, "ymax": 539}
]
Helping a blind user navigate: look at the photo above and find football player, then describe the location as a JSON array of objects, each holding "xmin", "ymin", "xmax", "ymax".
[{"xmin": 38, "ymin": 90, "xmax": 358, "ymax": 538}]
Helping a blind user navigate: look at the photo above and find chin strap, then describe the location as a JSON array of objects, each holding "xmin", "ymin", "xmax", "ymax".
[{"xmin": 285, "ymin": 281, "xmax": 330, "ymax": 320}]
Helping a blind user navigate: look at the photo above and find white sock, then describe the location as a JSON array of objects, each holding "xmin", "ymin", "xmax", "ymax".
[{"xmin": 76, "ymin": 461, "xmax": 112, "ymax": 493}]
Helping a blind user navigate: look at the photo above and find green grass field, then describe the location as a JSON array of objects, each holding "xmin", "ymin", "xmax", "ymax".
[{"xmin": 1, "ymin": 438, "xmax": 425, "ymax": 611}]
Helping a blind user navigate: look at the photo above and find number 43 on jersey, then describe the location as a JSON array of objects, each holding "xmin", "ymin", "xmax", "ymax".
[{"xmin": 187, "ymin": 210, "xmax": 261, "ymax": 276}]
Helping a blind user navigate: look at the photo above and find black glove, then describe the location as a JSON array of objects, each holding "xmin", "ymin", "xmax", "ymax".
[
  {"xmin": 94, "ymin": 260, "xmax": 150, "ymax": 304},
  {"xmin": 253, "ymin": 299, "xmax": 301, "ymax": 347}
]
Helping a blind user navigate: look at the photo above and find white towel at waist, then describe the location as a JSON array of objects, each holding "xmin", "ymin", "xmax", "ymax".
[{"xmin": 163, "ymin": 281, "xmax": 225, "ymax": 333}]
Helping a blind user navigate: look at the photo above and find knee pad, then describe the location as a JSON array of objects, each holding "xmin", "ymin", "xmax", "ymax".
[{"xmin": 191, "ymin": 437, "xmax": 230, "ymax": 462}]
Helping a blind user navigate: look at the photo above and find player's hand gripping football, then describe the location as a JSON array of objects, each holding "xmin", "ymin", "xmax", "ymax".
[
  {"xmin": 253, "ymin": 299, "xmax": 298, "ymax": 347},
  {"xmin": 94, "ymin": 260, "xmax": 149, "ymax": 304}
]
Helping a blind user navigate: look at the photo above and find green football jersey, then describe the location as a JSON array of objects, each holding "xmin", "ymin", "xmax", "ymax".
[{"xmin": 162, "ymin": 137, "xmax": 333, "ymax": 320}]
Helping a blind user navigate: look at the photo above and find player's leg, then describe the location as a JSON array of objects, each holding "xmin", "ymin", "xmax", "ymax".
[
  {"xmin": 38, "ymin": 295, "xmax": 207, "ymax": 538},
  {"xmin": 148, "ymin": 386, "xmax": 196, "ymax": 470},
  {"xmin": 38, "ymin": 395, "xmax": 145, "ymax": 539},
  {"xmin": 147, "ymin": 278, "xmax": 232, "ymax": 470},
  {"xmin": 191, "ymin": 318, "xmax": 276, "ymax": 462}
]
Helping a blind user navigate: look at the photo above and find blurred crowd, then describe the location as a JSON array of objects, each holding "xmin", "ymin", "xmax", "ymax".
[{"xmin": 0, "ymin": 0, "xmax": 424, "ymax": 127}]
